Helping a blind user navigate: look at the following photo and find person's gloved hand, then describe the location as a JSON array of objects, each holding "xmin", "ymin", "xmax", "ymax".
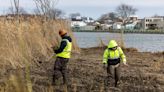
[{"xmin": 123, "ymin": 62, "xmax": 129, "ymax": 67}]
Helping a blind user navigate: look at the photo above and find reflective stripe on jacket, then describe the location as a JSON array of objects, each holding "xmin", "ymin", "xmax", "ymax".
[
  {"xmin": 56, "ymin": 39, "xmax": 72, "ymax": 58},
  {"xmin": 103, "ymin": 47, "xmax": 126, "ymax": 64}
]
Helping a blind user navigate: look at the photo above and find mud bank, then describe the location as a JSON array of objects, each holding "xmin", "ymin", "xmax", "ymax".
[{"xmin": 0, "ymin": 47, "xmax": 164, "ymax": 92}]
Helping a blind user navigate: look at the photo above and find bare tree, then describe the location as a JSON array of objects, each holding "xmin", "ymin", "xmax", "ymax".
[
  {"xmin": 116, "ymin": 3, "xmax": 137, "ymax": 24},
  {"xmin": 34, "ymin": 7, "xmax": 64, "ymax": 19},
  {"xmin": 98, "ymin": 12, "xmax": 117, "ymax": 23},
  {"xmin": 10, "ymin": 0, "xmax": 20, "ymax": 15},
  {"xmin": 8, "ymin": 0, "xmax": 20, "ymax": 21},
  {"xmin": 8, "ymin": 7, "xmax": 27, "ymax": 14},
  {"xmin": 19, "ymin": 7, "xmax": 28, "ymax": 14},
  {"xmin": 14, "ymin": 0, "xmax": 19, "ymax": 15},
  {"xmin": 8, "ymin": 0, "xmax": 21, "ymax": 21},
  {"xmin": 48, "ymin": 8, "xmax": 65, "ymax": 19},
  {"xmin": 33, "ymin": 8, "xmax": 40, "ymax": 15},
  {"xmin": 69, "ymin": 13, "xmax": 81, "ymax": 18},
  {"xmin": 8, "ymin": 6, "xmax": 14, "ymax": 14},
  {"xmin": 115, "ymin": 3, "xmax": 137, "ymax": 47},
  {"xmin": 33, "ymin": 0, "xmax": 59, "ymax": 19}
]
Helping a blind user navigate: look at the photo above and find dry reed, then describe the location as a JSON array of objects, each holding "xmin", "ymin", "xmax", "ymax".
[{"xmin": 0, "ymin": 16, "xmax": 79, "ymax": 92}]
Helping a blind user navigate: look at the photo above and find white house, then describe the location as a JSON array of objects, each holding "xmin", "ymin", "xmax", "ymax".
[
  {"xmin": 125, "ymin": 21, "xmax": 138, "ymax": 30},
  {"xmin": 71, "ymin": 21, "xmax": 87, "ymax": 27},
  {"xmin": 71, "ymin": 16, "xmax": 87, "ymax": 27},
  {"xmin": 128, "ymin": 15, "xmax": 138, "ymax": 21},
  {"xmin": 83, "ymin": 17, "xmax": 94, "ymax": 23},
  {"xmin": 101, "ymin": 24, "xmax": 112, "ymax": 30},
  {"xmin": 113, "ymin": 22, "xmax": 122, "ymax": 30}
]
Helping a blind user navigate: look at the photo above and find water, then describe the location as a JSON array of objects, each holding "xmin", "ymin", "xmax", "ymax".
[{"xmin": 73, "ymin": 32, "xmax": 164, "ymax": 52}]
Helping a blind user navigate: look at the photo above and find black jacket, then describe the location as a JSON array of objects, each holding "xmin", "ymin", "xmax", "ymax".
[{"xmin": 54, "ymin": 35, "xmax": 72, "ymax": 54}]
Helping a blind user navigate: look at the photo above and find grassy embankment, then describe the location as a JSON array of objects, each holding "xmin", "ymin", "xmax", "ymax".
[{"xmin": 0, "ymin": 16, "xmax": 79, "ymax": 92}]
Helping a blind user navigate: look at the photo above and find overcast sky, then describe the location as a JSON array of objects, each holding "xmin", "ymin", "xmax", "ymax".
[{"xmin": 0, "ymin": 0, "xmax": 164, "ymax": 19}]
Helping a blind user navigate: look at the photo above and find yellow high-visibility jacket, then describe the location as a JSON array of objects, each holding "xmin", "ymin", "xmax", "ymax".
[{"xmin": 103, "ymin": 47, "xmax": 126, "ymax": 64}]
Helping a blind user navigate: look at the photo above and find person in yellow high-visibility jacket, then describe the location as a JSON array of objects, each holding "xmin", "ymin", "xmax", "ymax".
[
  {"xmin": 52, "ymin": 29, "xmax": 72, "ymax": 85},
  {"xmin": 103, "ymin": 40, "xmax": 127, "ymax": 87}
]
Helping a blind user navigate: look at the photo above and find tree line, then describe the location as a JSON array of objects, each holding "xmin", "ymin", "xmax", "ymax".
[
  {"xmin": 6, "ymin": 0, "xmax": 64, "ymax": 20},
  {"xmin": 6, "ymin": 1, "xmax": 138, "ymax": 21}
]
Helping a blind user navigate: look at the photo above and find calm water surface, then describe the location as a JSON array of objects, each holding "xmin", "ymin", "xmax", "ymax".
[{"xmin": 73, "ymin": 32, "xmax": 164, "ymax": 52}]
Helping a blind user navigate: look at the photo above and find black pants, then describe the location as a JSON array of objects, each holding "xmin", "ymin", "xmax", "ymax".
[
  {"xmin": 107, "ymin": 64, "xmax": 120, "ymax": 87},
  {"xmin": 53, "ymin": 57, "xmax": 69, "ymax": 84}
]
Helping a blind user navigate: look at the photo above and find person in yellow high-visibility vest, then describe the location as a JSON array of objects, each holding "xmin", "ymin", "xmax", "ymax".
[
  {"xmin": 103, "ymin": 40, "xmax": 128, "ymax": 87},
  {"xmin": 52, "ymin": 29, "xmax": 72, "ymax": 85}
]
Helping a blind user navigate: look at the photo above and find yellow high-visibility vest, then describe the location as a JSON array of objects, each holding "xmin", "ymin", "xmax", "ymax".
[{"xmin": 56, "ymin": 39, "xmax": 72, "ymax": 58}]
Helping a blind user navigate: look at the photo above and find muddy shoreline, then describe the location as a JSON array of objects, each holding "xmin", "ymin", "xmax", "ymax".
[{"xmin": 0, "ymin": 47, "xmax": 164, "ymax": 92}]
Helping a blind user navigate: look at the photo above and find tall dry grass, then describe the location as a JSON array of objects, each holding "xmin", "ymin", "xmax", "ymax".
[
  {"xmin": 0, "ymin": 16, "xmax": 79, "ymax": 68},
  {"xmin": 0, "ymin": 16, "xmax": 79, "ymax": 92}
]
